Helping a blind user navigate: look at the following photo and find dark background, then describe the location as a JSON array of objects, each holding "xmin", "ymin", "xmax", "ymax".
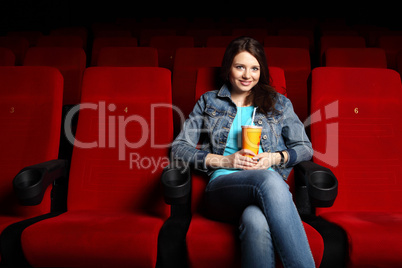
[{"xmin": 1, "ymin": 0, "xmax": 402, "ymax": 33}]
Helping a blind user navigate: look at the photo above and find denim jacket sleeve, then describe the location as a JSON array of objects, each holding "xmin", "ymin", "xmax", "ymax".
[
  {"xmin": 171, "ymin": 93, "xmax": 210, "ymax": 172},
  {"xmin": 276, "ymin": 94, "xmax": 313, "ymax": 166}
]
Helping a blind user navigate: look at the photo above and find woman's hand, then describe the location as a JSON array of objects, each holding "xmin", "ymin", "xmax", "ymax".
[
  {"xmin": 205, "ymin": 149, "xmax": 258, "ymax": 169},
  {"xmin": 248, "ymin": 152, "xmax": 281, "ymax": 170}
]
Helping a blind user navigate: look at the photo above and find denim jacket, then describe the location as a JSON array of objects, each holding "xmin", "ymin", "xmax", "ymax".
[{"xmin": 171, "ymin": 84, "xmax": 313, "ymax": 180}]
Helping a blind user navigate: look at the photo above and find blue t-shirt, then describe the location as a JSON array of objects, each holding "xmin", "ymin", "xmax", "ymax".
[{"xmin": 210, "ymin": 106, "xmax": 272, "ymax": 181}]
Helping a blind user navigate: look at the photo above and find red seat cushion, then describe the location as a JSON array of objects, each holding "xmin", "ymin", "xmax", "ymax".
[
  {"xmin": 186, "ymin": 215, "xmax": 324, "ymax": 268},
  {"xmin": 21, "ymin": 211, "xmax": 164, "ymax": 267},
  {"xmin": 321, "ymin": 211, "xmax": 402, "ymax": 267}
]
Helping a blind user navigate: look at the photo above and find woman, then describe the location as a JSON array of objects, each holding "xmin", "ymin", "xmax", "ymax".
[{"xmin": 171, "ymin": 36, "xmax": 315, "ymax": 268}]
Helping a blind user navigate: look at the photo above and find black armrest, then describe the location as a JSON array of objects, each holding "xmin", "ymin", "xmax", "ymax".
[
  {"xmin": 13, "ymin": 159, "xmax": 68, "ymax": 206},
  {"xmin": 161, "ymin": 163, "xmax": 191, "ymax": 206},
  {"xmin": 294, "ymin": 161, "xmax": 338, "ymax": 210}
]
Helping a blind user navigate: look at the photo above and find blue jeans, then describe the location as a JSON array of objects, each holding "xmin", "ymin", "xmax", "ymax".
[{"xmin": 204, "ymin": 169, "xmax": 315, "ymax": 268}]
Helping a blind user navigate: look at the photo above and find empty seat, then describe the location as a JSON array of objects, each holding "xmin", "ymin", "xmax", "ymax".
[
  {"xmin": 264, "ymin": 47, "xmax": 311, "ymax": 122},
  {"xmin": 378, "ymin": 35, "xmax": 402, "ymax": 70},
  {"xmin": 97, "ymin": 47, "xmax": 158, "ymax": 67},
  {"xmin": 149, "ymin": 36, "xmax": 194, "ymax": 70},
  {"xmin": 50, "ymin": 26, "xmax": 88, "ymax": 50},
  {"xmin": 263, "ymin": 35, "xmax": 310, "ymax": 50},
  {"xmin": 6, "ymin": 31, "xmax": 43, "ymax": 47},
  {"xmin": 23, "ymin": 47, "xmax": 86, "ymax": 105},
  {"xmin": 36, "ymin": 35, "xmax": 84, "ymax": 49},
  {"xmin": 0, "ymin": 66, "xmax": 63, "ymax": 263},
  {"xmin": 185, "ymin": 29, "xmax": 222, "ymax": 47},
  {"xmin": 311, "ymin": 67, "xmax": 402, "ymax": 267},
  {"xmin": 91, "ymin": 37, "xmax": 138, "ymax": 66},
  {"xmin": 277, "ymin": 28, "xmax": 315, "ymax": 54},
  {"xmin": 0, "ymin": 37, "xmax": 29, "ymax": 65},
  {"xmin": 0, "ymin": 47, "xmax": 15, "ymax": 66},
  {"xmin": 319, "ymin": 35, "xmax": 366, "ymax": 65},
  {"xmin": 172, "ymin": 47, "xmax": 226, "ymax": 134},
  {"xmin": 20, "ymin": 67, "xmax": 173, "ymax": 267},
  {"xmin": 324, "ymin": 47, "xmax": 387, "ymax": 68},
  {"xmin": 139, "ymin": 29, "xmax": 177, "ymax": 47}
]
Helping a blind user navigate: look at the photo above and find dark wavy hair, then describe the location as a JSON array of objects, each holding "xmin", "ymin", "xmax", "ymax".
[{"xmin": 221, "ymin": 36, "xmax": 278, "ymax": 115}]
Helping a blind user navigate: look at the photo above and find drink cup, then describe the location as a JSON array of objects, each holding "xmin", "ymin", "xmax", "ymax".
[{"xmin": 241, "ymin": 125, "xmax": 262, "ymax": 158}]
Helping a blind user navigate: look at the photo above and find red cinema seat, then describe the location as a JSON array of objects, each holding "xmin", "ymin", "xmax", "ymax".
[
  {"xmin": 172, "ymin": 47, "xmax": 226, "ymax": 134},
  {"xmin": 23, "ymin": 47, "xmax": 86, "ymax": 105},
  {"xmin": 139, "ymin": 29, "xmax": 177, "ymax": 47},
  {"xmin": 0, "ymin": 36, "xmax": 29, "ymax": 65},
  {"xmin": 0, "ymin": 66, "xmax": 64, "ymax": 264},
  {"xmin": 319, "ymin": 35, "xmax": 366, "ymax": 66},
  {"xmin": 311, "ymin": 67, "xmax": 402, "ymax": 267},
  {"xmin": 324, "ymin": 48, "xmax": 387, "ymax": 68},
  {"xmin": 182, "ymin": 172, "xmax": 324, "ymax": 268},
  {"xmin": 36, "ymin": 35, "xmax": 84, "ymax": 49},
  {"xmin": 50, "ymin": 27, "xmax": 88, "ymax": 50},
  {"xmin": 185, "ymin": 29, "xmax": 222, "ymax": 47},
  {"xmin": 20, "ymin": 67, "xmax": 173, "ymax": 268},
  {"xmin": 195, "ymin": 66, "xmax": 287, "ymax": 101},
  {"xmin": 97, "ymin": 47, "xmax": 158, "ymax": 67},
  {"xmin": 277, "ymin": 29, "xmax": 315, "ymax": 54},
  {"xmin": 150, "ymin": 36, "xmax": 194, "ymax": 70},
  {"xmin": 378, "ymin": 35, "xmax": 402, "ymax": 70},
  {"xmin": 184, "ymin": 66, "xmax": 324, "ymax": 267},
  {"xmin": 6, "ymin": 31, "xmax": 43, "ymax": 47},
  {"xmin": 263, "ymin": 35, "xmax": 310, "ymax": 50},
  {"xmin": 264, "ymin": 47, "xmax": 311, "ymax": 122},
  {"xmin": 91, "ymin": 37, "xmax": 138, "ymax": 66},
  {"xmin": 0, "ymin": 48, "xmax": 15, "ymax": 66}
]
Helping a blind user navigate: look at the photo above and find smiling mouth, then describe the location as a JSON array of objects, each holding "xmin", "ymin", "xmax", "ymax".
[{"xmin": 240, "ymin": 80, "xmax": 252, "ymax": 86}]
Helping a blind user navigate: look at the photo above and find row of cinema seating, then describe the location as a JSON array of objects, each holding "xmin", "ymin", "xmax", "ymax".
[
  {"xmin": 0, "ymin": 64, "xmax": 401, "ymax": 268},
  {"xmin": 1, "ymin": 28, "xmax": 401, "ymax": 130}
]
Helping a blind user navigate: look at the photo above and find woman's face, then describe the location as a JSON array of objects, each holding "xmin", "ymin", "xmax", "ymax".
[{"xmin": 229, "ymin": 51, "xmax": 260, "ymax": 95}]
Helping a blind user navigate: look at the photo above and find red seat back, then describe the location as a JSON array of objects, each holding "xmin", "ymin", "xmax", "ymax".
[
  {"xmin": 172, "ymin": 48, "xmax": 226, "ymax": 133},
  {"xmin": 325, "ymin": 48, "xmax": 387, "ymax": 68},
  {"xmin": 0, "ymin": 66, "xmax": 63, "ymax": 217},
  {"xmin": 36, "ymin": 35, "xmax": 84, "ymax": 49},
  {"xmin": 0, "ymin": 36, "xmax": 29, "ymax": 65},
  {"xmin": 310, "ymin": 67, "xmax": 402, "ymax": 214},
  {"xmin": 320, "ymin": 35, "xmax": 366, "ymax": 65},
  {"xmin": 91, "ymin": 37, "xmax": 138, "ymax": 66},
  {"xmin": 97, "ymin": 47, "xmax": 158, "ymax": 67},
  {"xmin": 67, "ymin": 67, "xmax": 172, "ymax": 217},
  {"xmin": 149, "ymin": 36, "xmax": 194, "ymax": 70},
  {"xmin": 264, "ymin": 47, "xmax": 311, "ymax": 122},
  {"xmin": 50, "ymin": 27, "xmax": 88, "ymax": 49},
  {"xmin": 0, "ymin": 47, "xmax": 15, "ymax": 66},
  {"xmin": 263, "ymin": 35, "xmax": 310, "ymax": 50},
  {"xmin": 23, "ymin": 47, "xmax": 86, "ymax": 105},
  {"xmin": 378, "ymin": 35, "xmax": 402, "ymax": 70}
]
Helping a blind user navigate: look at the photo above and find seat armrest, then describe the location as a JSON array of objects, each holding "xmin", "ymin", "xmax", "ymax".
[
  {"xmin": 161, "ymin": 163, "xmax": 191, "ymax": 206},
  {"xmin": 13, "ymin": 159, "xmax": 68, "ymax": 206},
  {"xmin": 294, "ymin": 161, "xmax": 338, "ymax": 209}
]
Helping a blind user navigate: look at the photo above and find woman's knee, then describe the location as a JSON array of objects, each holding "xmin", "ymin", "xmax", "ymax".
[{"xmin": 239, "ymin": 205, "xmax": 269, "ymax": 239}]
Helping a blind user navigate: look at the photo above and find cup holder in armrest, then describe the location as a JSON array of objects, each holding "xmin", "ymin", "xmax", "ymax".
[
  {"xmin": 13, "ymin": 169, "xmax": 45, "ymax": 205},
  {"xmin": 161, "ymin": 167, "xmax": 191, "ymax": 205},
  {"xmin": 308, "ymin": 170, "xmax": 338, "ymax": 207}
]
